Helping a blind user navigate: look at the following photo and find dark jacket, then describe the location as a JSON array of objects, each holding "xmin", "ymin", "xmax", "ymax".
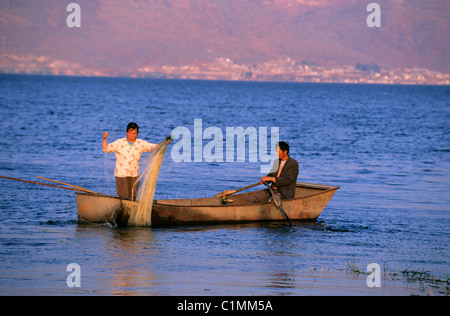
[{"xmin": 267, "ymin": 157, "xmax": 299, "ymax": 200}]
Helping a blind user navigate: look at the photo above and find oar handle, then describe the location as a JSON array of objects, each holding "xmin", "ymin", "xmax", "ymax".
[
  {"xmin": 231, "ymin": 182, "xmax": 261, "ymax": 194},
  {"xmin": 219, "ymin": 182, "xmax": 261, "ymax": 197}
]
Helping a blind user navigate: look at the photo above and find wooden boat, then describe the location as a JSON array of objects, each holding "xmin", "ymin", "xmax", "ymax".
[{"xmin": 76, "ymin": 182, "xmax": 339, "ymax": 227}]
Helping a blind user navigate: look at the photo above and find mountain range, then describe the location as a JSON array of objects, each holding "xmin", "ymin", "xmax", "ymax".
[{"xmin": 0, "ymin": 0, "xmax": 449, "ymax": 81}]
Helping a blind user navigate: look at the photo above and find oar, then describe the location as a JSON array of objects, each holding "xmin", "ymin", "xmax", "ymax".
[
  {"xmin": 36, "ymin": 176, "xmax": 98, "ymax": 194},
  {"xmin": 263, "ymin": 181, "xmax": 293, "ymax": 226},
  {"xmin": 216, "ymin": 182, "xmax": 261, "ymax": 197},
  {"xmin": 0, "ymin": 176, "xmax": 102, "ymax": 195},
  {"xmin": 0, "ymin": 176, "xmax": 86, "ymax": 192}
]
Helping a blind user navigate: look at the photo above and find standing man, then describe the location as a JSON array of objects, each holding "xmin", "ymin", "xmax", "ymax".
[
  {"xmin": 245, "ymin": 141, "xmax": 299, "ymax": 204},
  {"xmin": 102, "ymin": 122, "xmax": 160, "ymax": 201}
]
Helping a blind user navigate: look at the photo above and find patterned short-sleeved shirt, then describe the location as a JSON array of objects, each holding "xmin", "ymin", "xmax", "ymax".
[{"xmin": 103, "ymin": 138, "xmax": 158, "ymax": 177}]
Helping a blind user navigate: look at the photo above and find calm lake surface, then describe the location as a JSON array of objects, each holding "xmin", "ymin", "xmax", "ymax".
[{"xmin": 0, "ymin": 75, "xmax": 449, "ymax": 295}]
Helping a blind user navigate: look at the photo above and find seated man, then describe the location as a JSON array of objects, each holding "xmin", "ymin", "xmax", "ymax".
[{"xmin": 245, "ymin": 141, "xmax": 299, "ymax": 205}]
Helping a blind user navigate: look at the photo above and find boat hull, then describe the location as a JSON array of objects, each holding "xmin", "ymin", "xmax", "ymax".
[{"xmin": 76, "ymin": 182, "xmax": 339, "ymax": 226}]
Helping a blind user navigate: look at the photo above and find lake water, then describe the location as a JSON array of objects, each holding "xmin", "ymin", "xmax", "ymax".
[{"xmin": 0, "ymin": 75, "xmax": 449, "ymax": 296}]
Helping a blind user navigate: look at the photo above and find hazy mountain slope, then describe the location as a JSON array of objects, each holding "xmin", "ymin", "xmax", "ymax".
[{"xmin": 0, "ymin": 0, "xmax": 448, "ymax": 76}]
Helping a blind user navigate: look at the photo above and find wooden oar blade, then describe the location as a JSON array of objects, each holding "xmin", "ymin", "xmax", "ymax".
[
  {"xmin": 263, "ymin": 181, "xmax": 293, "ymax": 226},
  {"xmin": 216, "ymin": 190, "xmax": 235, "ymax": 197}
]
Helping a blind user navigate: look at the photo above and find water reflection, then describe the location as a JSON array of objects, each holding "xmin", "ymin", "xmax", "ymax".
[
  {"xmin": 73, "ymin": 226, "xmax": 160, "ymax": 295},
  {"xmin": 105, "ymin": 228, "xmax": 159, "ymax": 295}
]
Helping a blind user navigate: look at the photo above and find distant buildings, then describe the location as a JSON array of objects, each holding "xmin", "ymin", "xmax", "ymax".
[
  {"xmin": 1, "ymin": 53, "xmax": 449, "ymax": 85},
  {"xmin": 135, "ymin": 57, "xmax": 450, "ymax": 85}
]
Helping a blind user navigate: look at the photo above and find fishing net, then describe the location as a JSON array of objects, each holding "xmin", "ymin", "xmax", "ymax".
[{"xmin": 128, "ymin": 139, "xmax": 169, "ymax": 226}]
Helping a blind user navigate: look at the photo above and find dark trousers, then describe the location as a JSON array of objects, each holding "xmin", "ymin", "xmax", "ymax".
[
  {"xmin": 245, "ymin": 189, "xmax": 281, "ymax": 205},
  {"xmin": 115, "ymin": 176, "xmax": 140, "ymax": 201}
]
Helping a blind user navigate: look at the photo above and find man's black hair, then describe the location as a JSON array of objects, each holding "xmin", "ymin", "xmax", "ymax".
[
  {"xmin": 277, "ymin": 141, "xmax": 289, "ymax": 154},
  {"xmin": 127, "ymin": 122, "xmax": 139, "ymax": 133}
]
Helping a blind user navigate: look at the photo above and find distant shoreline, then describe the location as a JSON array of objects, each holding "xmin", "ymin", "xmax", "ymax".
[{"xmin": 1, "ymin": 72, "xmax": 449, "ymax": 87}]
